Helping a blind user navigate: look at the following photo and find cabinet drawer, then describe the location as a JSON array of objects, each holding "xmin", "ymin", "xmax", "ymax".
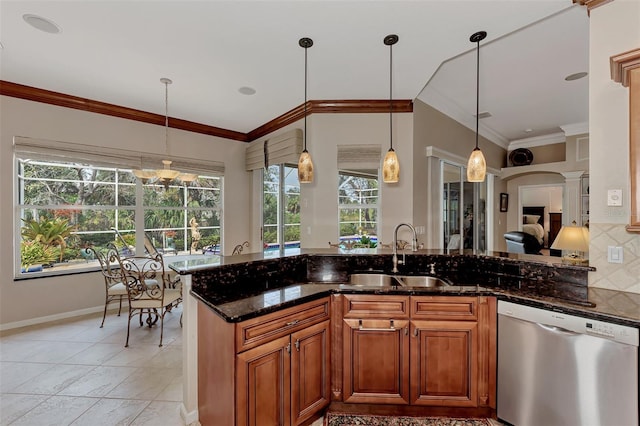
[
  {"xmin": 343, "ymin": 295, "xmax": 410, "ymax": 319},
  {"xmin": 236, "ymin": 297, "xmax": 330, "ymax": 352},
  {"xmin": 411, "ymin": 296, "xmax": 477, "ymax": 321}
]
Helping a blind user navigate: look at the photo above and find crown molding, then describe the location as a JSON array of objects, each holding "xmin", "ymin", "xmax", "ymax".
[
  {"xmin": 611, "ymin": 48, "xmax": 640, "ymax": 87},
  {"xmin": 560, "ymin": 122, "xmax": 589, "ymax": 136},
  {"xmin": 1, "ymin": 80, "xmax": 413, "ymax": 143},
  {"xmin": 508, "ymin": 132, "xmax": 566, "ymax": 150},
  {"xmin": 572, "ymin": 0, "xmax": 614, "ymax": 15}
]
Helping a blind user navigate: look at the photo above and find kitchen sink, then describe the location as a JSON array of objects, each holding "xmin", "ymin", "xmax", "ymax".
[{"xmin": 347, "ymin": 273, "xmax": 450, "ymax": 287}]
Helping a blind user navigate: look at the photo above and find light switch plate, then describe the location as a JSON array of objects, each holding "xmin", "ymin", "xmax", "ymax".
[
  {"xmin": 608, "ymin": 246, "xmax": 623, "ymax": 263},
  {"xmin": 608, "ymin": 189, "xmax": 623, "ymax": 206}
]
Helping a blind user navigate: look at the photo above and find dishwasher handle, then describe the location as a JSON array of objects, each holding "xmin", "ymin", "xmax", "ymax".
[{"xmin": 537, "ymin": 323, "xmax": 580, "ymax": 336}]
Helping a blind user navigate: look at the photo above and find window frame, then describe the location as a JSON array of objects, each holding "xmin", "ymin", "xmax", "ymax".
[{"xmin": 337, "ymin": 169, "xmax": 380, "ymax": 243}]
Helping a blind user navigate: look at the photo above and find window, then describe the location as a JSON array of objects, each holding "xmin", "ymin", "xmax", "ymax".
[
  {"xmin": 262, "ymin": 164, "xmax": 300, "ymax": 252},
  {"xmin": 16, "ymin": 155, "xmax": 222, "ymax": 278},
  {"xmin": 338, "ymin": 170, "xmax": 379, "ymax": 245}
]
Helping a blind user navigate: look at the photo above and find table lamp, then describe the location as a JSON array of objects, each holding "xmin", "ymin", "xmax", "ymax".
[{"xmin": 550, "ymin": 221, "xmax": 590, "ymax": 265}]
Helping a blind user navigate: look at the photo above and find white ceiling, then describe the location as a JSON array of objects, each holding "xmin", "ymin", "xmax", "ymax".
[{"xmin": 0, "ymin": 1, "xmax": 588, "ymax": 147}]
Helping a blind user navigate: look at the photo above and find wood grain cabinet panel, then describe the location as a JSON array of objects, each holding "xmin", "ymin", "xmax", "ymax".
[
  {"xmin": 411, "ymin": 296, "xmax": 477, "ymax": 321},
  {"xmin": 343, "ymin": 295, "xmax": 410, "ymax": 319}
]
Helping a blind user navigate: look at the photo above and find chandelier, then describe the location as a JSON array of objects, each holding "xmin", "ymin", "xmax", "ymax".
[{"xmin": 133, "ymin": 78, "xmax": 198, "ymax": 188}]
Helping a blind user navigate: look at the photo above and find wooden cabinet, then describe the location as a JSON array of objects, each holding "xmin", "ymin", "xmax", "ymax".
[
  {"xmin": 340, "ymin": 295, "xmax": 495, "ymax": 410},
  {"xmin": 199, "ymin": 297, "xmax": 330, "ymax": 426},
  {"xmin": 342, "ymin": 295, "xmax": 410, "ymax": 404}
]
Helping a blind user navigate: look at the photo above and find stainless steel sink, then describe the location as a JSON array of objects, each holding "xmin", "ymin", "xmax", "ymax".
[
  {"xmin": 347, "ymin": 273, "xmax": 450, "ymax": 287},
  {"xmin": 396, "ymin": 275, "xmax": 450, "ymax": 287},
  {"xmin": 348, "ymin": 273, "xmax": 403, "ymax": 286}
]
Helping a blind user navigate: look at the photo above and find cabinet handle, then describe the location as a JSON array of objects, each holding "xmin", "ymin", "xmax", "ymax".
[
  {"xmin": 358, "ymin": 319, "xmax": 396, "ymax": 332},
  {"xmin": 295, "ymin": 339, "xmax": 300, "ymax": 351},
  {"xmin": 286, "ymin": 319, "xmax": 299, "ymax": 327},
  {"xmin": 286, "ymin": 342, "xmax": 291, "ymax": 353},
  {"xmin": 413, "ymin": 328, "xmax": 419, "ymax": 337}
]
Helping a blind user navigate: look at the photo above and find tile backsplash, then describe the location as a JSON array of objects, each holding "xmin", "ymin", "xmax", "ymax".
[{"xmin": 589, "ymin": 223, "xmax": 640, "ymax": 293}]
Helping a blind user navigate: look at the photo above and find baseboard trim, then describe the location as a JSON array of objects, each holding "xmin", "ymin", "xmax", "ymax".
[
  {"xmin": 0, "ymin": 304, "xmax": 127, "ymax": 331},
  {"xmin": 180, "ymin": 403, "xmax": 199, "ymax": 425}
]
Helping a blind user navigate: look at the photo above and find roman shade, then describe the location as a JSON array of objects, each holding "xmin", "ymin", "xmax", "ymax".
[
  {"xmin": 337, "ymin": 144, "xmax": 382, "ymax": 171},
  {"xmin": 14, "ymin": 136, "xmax": 224, "ymax": 176},
  {"xmin": 246, "ymin": 129, "xmax": 303, "ymax": 170}
]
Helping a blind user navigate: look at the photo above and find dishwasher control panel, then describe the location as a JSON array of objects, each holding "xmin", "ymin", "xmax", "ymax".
[{"xmin": 498, "ymin": 301, "xmax": 639, "ymax": 346}]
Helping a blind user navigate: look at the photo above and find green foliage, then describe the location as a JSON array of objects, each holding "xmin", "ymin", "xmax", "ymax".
[
  {"xmin": 359, "ymin": 235, "xmax": 377, "ymax": 248},
  {"xmin": 21, "ymin": 217, "xmax": 75, "ymax": 263},
  {"xmin": 20, "ymin": 240, "xmax": 59, "ymax": 269}
]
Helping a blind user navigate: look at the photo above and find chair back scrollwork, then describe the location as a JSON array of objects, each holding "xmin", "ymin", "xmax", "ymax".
[{"xmin": 119, "ymin": 254, "xmax": 166, "ymax": 306}]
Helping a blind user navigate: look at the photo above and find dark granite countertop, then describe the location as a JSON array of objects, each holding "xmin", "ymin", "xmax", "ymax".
[{"xmin": 179, "ymin": 250, "xmax": 640, "ymax": 328}]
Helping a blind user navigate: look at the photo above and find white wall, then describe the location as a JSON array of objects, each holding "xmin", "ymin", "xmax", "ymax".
[
  {"xmin": 589, "ymin": 0, "xmax": 640, "ymax": 293},
  {"xmin": 0, "ymin": 96, "xmax": 251, "ymax": 327}
]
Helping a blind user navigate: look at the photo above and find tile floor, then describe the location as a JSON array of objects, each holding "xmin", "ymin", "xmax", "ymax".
[{"xmin": 1, "ymin": 306, "xmax": 185, "ymax": 425}]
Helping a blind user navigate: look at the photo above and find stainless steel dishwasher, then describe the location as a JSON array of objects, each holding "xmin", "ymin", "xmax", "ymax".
[{"xmin": 498, "ymin": 300, "xmax": 639, "ymax": 426}]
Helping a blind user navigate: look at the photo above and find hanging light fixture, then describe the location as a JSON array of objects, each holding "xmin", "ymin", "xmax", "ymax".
[
  {"xmin": 383, "ymin": 34, "xmax": 399, "ymax": 184},
  {"xmin": 298, "ymin": 37, "xmax": 314, "ymax": 183},
  {"xmin": 467, "ymin": 31, "xmax": 487, "ymax": 182},
  {"xmin": 133, "ymin": 78, "xmax": 198, "ymax": 188}
]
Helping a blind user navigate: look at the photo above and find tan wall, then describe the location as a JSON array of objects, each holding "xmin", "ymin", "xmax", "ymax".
[
  {"xmin": 0, "ymin": 96, "xmax": 251, "ymax": 327},
  {"xmin": 588, "ymin": 1, "xmax": 640, "ymax": 293},
  {"xmin": 522, "ymin": 143, "xmax": 566, "ymax": 165}
]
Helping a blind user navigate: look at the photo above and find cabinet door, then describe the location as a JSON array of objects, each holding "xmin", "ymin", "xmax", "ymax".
[
  {"xmin": 290, "ymin": 320, "xmax": 330, "ymax": 425},
  {"xmin": 410, "ymin": 320, "xmax": 478, "ymax": 407},
  {"xmin": 236, "ymin": 335, "xmax": 291, "ymax": 426},
  {"xmin": 343, "ymin": 318, "xmax": 410, "ymax": 404}
]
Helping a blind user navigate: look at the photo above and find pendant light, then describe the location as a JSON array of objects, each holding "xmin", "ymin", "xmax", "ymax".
[
  {"xmin": 467, "ymin": 31, "xmax": 487, "ymax": 182},
  {"xmin": 383, "ymin": 34, "xmax": 399, "ymax": 183},
  {"xmin": 133, "ymin": 78, "xmax": 198, "ymax": 188},
  {"xmin": 298, "ymin": 37, "xmax": 314, "ymax": 183}
]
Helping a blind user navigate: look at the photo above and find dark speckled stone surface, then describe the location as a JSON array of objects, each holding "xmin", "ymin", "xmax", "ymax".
[{"xmin": 178, "ymin": 250, "xmax": 640, "ymax": 327}]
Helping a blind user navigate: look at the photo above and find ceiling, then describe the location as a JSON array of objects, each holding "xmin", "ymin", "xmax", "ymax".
[{"xmin": 0, "ymin": 1, "xmax": 588, "ymax": 148}]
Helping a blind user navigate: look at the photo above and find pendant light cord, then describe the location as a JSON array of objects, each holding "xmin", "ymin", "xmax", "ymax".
[
  {"xmin": 165, "ymin": 80, "xmax": 169, "ymax": 155},
  {"xmin": 304, "ymin": 44, "xmax": 308, "ymax": 151},
  {"xmin": 475, "ymin": 38, "xmax": 480, "ymax": 150},
  {"xmin": 389, "ymin": 41, "xmax": 393, "ymax": 151}
]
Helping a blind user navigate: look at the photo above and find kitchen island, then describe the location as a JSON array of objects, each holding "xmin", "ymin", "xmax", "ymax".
[{"xmin": 169, "ymin": 248, "xmax": 640, "ymax": 426}]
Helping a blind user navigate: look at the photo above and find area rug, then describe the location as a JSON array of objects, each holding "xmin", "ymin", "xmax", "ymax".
[{"xmin": 324, "ymin": 412, "xmax": 493, "ymax": 426}]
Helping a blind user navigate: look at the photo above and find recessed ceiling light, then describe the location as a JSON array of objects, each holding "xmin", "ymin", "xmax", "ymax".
[
  {"xmin": 238, "ymin": 86, "xmax": 256, "ymax": 95},
  {"xmin": 524, "ymin": 128, "xmax": 533, "ymax": 133},
  {"xmin": 565, "ymin": 72, "xmax": 588, "ymax": 81},
  {"xmin": 23, "ymin": 14, "xmax": 61, "ymax": 34},
  {"xmin": 475, "ymin": 111, "xmax": 492, "ymax": 119}
]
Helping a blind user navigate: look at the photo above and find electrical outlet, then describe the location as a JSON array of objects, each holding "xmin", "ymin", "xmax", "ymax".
[{"xmin": 607, "ymin": 246, "xmax": 623, "ymax": 263}]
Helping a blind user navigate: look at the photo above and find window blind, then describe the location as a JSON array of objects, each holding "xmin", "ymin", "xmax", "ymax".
[
  {"xmin": 246, "ymin": 129, "xmax": 303, "ymax": 170},
  {"xmin": 337, "ymin": 144, "xmax": 381, "ymax": 171}
]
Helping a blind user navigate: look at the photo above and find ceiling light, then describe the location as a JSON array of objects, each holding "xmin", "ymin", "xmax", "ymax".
[
  {"xmin": 133, "ymin": 78, "xmax": 198, "ymax": 188},
  {"xmin": 23, "ymin": 14, "xmax": 61, "ymax": 34},
  {"xmin": 298, "ymin": 37, "xmax": 314, "ymax": 184},
  {"xmin": 466, "ymin": 31, "xmax": 487, "ymax": 183},
  {"xmin": 238, "ymin": 86, "xmax": 256, "ymax": 95},
  {"xmin": 382, "ymin": 34, "xmax": 400, "ymax": 184},
  {"xmin": 565, "ymin": 72, "xmax": 588, "ymax": 81}
]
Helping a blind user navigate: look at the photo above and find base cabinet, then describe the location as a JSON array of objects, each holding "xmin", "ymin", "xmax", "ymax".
[
  {"xmin": 341, "ymin": 295, "xmax": 494, "ymax": 410},
  {"xmin": 198, "ymin": 297, "xmax": 331, "ymax": 426}
]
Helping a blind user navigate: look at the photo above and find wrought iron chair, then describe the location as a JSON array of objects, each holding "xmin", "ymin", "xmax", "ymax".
[
  {"xmin": 90, "ymin": 244, "xmax": 128, "ymax": 328},
  {"xmin": 117, "ymin": 252, "xmax": 182, "ymax": 347}
]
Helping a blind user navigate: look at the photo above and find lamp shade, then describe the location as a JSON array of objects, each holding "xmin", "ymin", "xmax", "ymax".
[
  {"xmin": 467, "ymin": 147, "xmax": 486, "ymax": 182},
  {"xmin": 383, "ymin": 148, "xmax": 399, "ymax": 183},
  {"xmin": 298, "ymin": 150, "xmax": 314, "ymax": 183},
  {"xmin": 550, "ymin": 222, "xmax": 590, "ymax": 253}
]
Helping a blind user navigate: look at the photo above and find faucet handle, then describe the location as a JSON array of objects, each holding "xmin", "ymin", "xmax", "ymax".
[{"xmin": 429, "ymin": 263, "xmax": 436, "ymax": 275}]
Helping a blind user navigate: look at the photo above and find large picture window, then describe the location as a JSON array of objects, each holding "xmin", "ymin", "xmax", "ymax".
[
  {"xmin": 338, "ymin": 170, "xmax": 379, "ymax": 245},
  {"xmin": 16, "ymin": 156, "xmax": 222, "ymax": 278},
  {"xmin": 262, "ymin": 164, "xmax": 300, "ymax": 252}
]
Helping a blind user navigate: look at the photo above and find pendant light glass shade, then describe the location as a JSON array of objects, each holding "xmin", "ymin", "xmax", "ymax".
[
  {"xmin": 383, "ymin": 34, "xmax": 399, "ymax": 183},
  {"xmin": 298, "ymin": 37, "xmax": 314, "ymax": 183},
  {"xmin": 466, "ymin": 31, "xmax": 487, "ymax": 183},
  {"xmin": 383, "ymin": 148, "xmax": 399, "ymax": 183},
  {"xmin": 467, "ymin": 147, "xmax": 486, "ymax": 182}
]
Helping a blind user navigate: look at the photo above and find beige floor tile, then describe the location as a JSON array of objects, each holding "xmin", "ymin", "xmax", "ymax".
[
  {"xmin": 69, "ymin": 398, "xmax": 151, "ymax": 426},
  {"xmin": 6, "ymin": 324, "xmax": 90, "ymax": 342},
  {"xmin": 106, "ymin": 367, "xmax": 181, "ymax": 400},
  {"xmin": 63, "ymin": 343, "xmax": 126, "ymax": 365},
  {"xmin": 65, "ymin": 324, "xmax": 124, "ymax": 343},
  {"xmin": 101, "ymin": 344, "xmax": 164, "ymax": 367},
  {"xmin": 146, "ymin": 346, "xmax": 182, "ymax": 369},
  {"xmin": 0, "ymin": 393, "xmax": 49, "ymax": 424},
  {"xmin": 57, "ymin": 366, "xmax": 137, "ymax": 397},
  {"xmin": 12, "ymin": 364, "xmax": 95, "ymax": 395},
  {"xmin": 22, "ymin": 341, "xmax": 94, "ymax": 363},
  {"xmin": 0, "ymin": 339, "xmax": 50, "ymax": 361},
  {"xmin": 0, "ymin": 361, "xmax": 51, "ymax": 392},
  {"xmin": 130, "ymin": 400, "xmax": 183, "ymax": 425},
  {"xmin": 10, "ymin": 395, "xmax": 98, "ymax": 426},
  {"xmin": 155, "ymin": 375, "xmax": 183, "ymax": 402}
]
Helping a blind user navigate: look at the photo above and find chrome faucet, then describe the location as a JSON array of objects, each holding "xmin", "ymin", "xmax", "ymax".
[{"xmin": 392, "ymin": 223, "xmax": 418, "ymax": 273}]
